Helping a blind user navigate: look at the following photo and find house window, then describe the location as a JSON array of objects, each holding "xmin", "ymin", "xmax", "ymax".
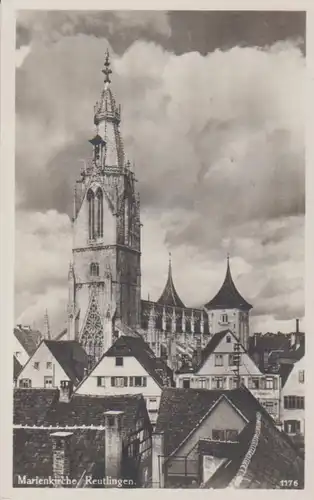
[
  {"xmin": 226, "ymin": 336, "xmax": 231, "ymax": 343},
  {"xmin": 230, "ymin": 377, "xmax": 239, "ymax": 389},
  {"xmin": 212, "ymin": 429, "xmax": 238, "ymax": 441},
  {"xmin": 19, "ymin": 379, "xmax": 31, "ymax": 388},
  {"xmin": 260, "ymin": 400, "xmax": 278, "ymax": 416},
  {"xmin": 182, "ymin": 379, "xmax": 190, "ymax": 389},
  {"xmin": 299, "ymin": 370, "xmax": 304, "ymax": 383},
  {"xmin": 34, "ymin": 362, "xmax": 40, "ymax": 370},
  {"xmin": 212, "ymin": 377, "xmax": 225, "ymax": 389},
  {"xmin": 198, "ymin": 378, "xmax": 208, "ymax": 389},
  {"xmin": 44, "ymin": 376, "xmax": 53, "ymax": 388},
  {"xmin": 111, "ymin": 377, "xmax": 128, "ymax": 387},
  {"xmin": 129, "ymin": 376, "xmax": 147, "ymax": 387},
  {"xmin": 220, "ymin": 314, "xmax": 228, "ymax": 324},
  {"xmin": 229, "ymin": 354, "xmax": 241, "ymax": 366},
  {"xmin": 215, "ymin": 354, "xmax": 224, "ymax": 366},
  {"xmin": 115, "ymin": 357, "xmax": 123, "ymax": 367},
  {"xmin": 284, "ymin": 420, "xmax": 301, "ymax": 434},
  {"xmin": 46, "ymin": 362, "xmax": 52, "ymax": 369},
  {"xmin": 97, "ymin": 376, "xmax": 106, "ymax": 387},
  {"xmin": 249, "ymin": 377, "xmax": 260, "ymax": 389},
  {"xmin": 284, "ymin": 396, "xmax": 304, "ymax": 409},
  {"xmin": 265, "ymin": 377, "xmax": 274, "ymax": 389}
]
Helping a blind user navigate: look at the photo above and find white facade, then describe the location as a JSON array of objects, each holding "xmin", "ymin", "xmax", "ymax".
[
  {"xmin": 17, "ymin": 342, "xmax": 74, "ymax": 389},
  {"xmin": 281, "ymin": 357, "xmax": 305, "ymax": 436},
  {"xmin": 175, "ymin": 331, "xmax": 281, "ymax": 421},
  {"xmin": 206, "ymin": 308, "xmax": 249, "ymax": 350},
  {"xmin": 75, "ymin": 355, "xmax": 162, "ymax": 424},
  {"xmin": 13, "ymin": 335, "xmax": 29, "ymax": 367}
]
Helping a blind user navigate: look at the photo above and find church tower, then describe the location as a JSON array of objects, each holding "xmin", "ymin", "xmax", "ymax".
[
  {"xmin": 204, "ymin": 256, "xmax": 252, "ymax": 350},
  {"xmin": 67, "ymin": 51, "xmax": 141, "ymax": 365}
]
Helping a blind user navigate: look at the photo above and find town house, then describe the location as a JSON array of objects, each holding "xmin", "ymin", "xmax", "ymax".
[
  {"xmin": 16, "ymin": 340, "xmax": 89, "ymax": 389},
  {"xmin": 75, "ymin": 335, "xmax": 174, "ymax": 425},
  {"xmin": 175, "ymin": 329, "xmax": 281, "ymax": 422}
]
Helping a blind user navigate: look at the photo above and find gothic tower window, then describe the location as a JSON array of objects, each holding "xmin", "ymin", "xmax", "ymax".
[
  {"xmin": 87, "ymin": 189, "xmax": 95, "ymax": 240},
  {"xmin": 96, "ymin": 188, "xmax": 103, "ymax": 237},
  {"xmin": 90, "ymin": 262, "xmax": 100, "ymax": 277}
]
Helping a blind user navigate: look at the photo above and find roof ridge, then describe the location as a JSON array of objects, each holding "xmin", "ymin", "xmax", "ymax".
[{"xmin": 229, "ymin": 412, "xmax": 262, "ymax": 488}]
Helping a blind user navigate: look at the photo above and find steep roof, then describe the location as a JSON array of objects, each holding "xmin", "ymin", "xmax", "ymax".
[
  {"xmin": 13, "ymin": 388, "xmax": 148, "ymax": 436},
  {"xmin": 14, "ymin": 326, "xmax": 42, "ymax": 356},
  {"xmin": 204, "ymin": 412, "xmax": 304, "ymax": 489},
  {"xmin": 14, "ymin": 388, "xmax": 59, "ymax": 425},
  {"xmin": 157, "ymin": 256, "xmax": 185, "ymax": 308},
  {"xmin": 103, "ymin": 335, "xmax": 174, "ymax": 388},
  {"xmin": 44, "ymin": 340, "xmax": 89, "ymax": 385},
  {"xmin": 205, "ymin": 258, "xmax": 252, "ymax": 311},
  {"xmin": 14, "ymin": 356, "xmax": 23, "ymax": 380},
  {"xmin": 155, "ymin": 386, "xmax": 271, "ymax": 457}
]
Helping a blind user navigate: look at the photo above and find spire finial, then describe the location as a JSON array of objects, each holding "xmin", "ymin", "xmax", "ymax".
[
  {"xmin": 102, "ymin": 49, "xmax": 112, "ymax": 84},
  {"xmin": 168, "ymin": 251, "xmax": 172, "ymax": 272}
]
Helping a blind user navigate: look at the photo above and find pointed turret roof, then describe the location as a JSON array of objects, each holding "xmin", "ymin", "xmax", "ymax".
[
  {"xmin": 205, "ymin": 256, "xmax": 252, "ymax": 311},
  {"xmin": 157, "ymin": 254, "xmax": 185, "ymax": 308}
]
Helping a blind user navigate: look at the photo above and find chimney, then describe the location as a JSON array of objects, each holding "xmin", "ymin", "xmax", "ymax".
[
  {"xmin": 59, "ymin": 380, "xmax": 73, "ymax": 403},
  {"xmin": 152, "ymin": 431, "xmax": 165, "ymax": 488},
  {"xmin": 51, "ymin": 431, "xmax": 73, "ymax": 486},
  {"xmin": 104, "ymin": 411, "xmax": 124, "ymax": 484}
]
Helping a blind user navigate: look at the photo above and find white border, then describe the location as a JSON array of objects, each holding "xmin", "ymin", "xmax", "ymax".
[{"xmin": 1, "ymin": 0, "xmax": 313, "ymax": 499}]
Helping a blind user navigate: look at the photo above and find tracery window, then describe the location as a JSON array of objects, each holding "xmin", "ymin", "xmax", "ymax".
[
  {"xmin": 80, "ymin": 293, "xmax": 103, "ymax": 365},
  {"xmin": 87, "ymin": 189, "xmax": 95, "ymax": 240},
  {"xmin": 90, "ymin": 262, "xmax": 100, "ymax": 277},
  {"xmin": 96, "ymin": 188, "xmax": 103, "ymax": 238}
]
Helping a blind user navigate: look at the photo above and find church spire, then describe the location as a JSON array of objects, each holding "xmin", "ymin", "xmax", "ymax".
[
  {"xmin": 204, "ymin": 256, "xmax": 252, "ymax": 311},
  {"xmin": 157, "ymin": 253, "xmax": 185, "ymax": 308},
  {"xmin": 92, "ymin": 49, "xmax": 124, "ymax": 169},
  {"xmin": 43, "ymin": 309, "xmax": 51, "ymax": 340}
]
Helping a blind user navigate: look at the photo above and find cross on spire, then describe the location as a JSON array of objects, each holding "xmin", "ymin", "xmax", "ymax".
[{"xmin": 102, "ymin": 49, "xmax": 112, "ymax": 84}]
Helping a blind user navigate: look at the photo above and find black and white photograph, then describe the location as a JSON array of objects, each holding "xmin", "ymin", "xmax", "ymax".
[{"xmin": 1, "ymin": 2, "xmax": 308, "ymax": 492}]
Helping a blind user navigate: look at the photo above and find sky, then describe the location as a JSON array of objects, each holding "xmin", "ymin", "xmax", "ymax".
[{"xmin": 15, "ymin": 10, "xmax": 305, "ymax": 335}]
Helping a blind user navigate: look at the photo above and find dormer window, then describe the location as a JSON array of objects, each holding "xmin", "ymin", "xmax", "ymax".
[
  {"xmin": 90, "ymin": 262, "xmax": 99, "ymax": 277},
  {"xmin": 221, "ymin": 314, "xmax": 228, "ymax": 324}
]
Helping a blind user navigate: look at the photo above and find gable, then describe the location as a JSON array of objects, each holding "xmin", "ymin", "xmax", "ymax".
[
  {"xmin": 17, "ymin": 342, "xmax": 69, "ymax": 383},
  {"xmin": 282, "ymin": 357, "xmax": 305, "ymax": 395},
  {"xmin": 172, "ymin": 396, "xmax": 247, "ymax": 458},
  {"xmin": 76, "ymin": 353, "xmax": 161, "ymax": 394},
  {"xmin": 197, "ymin": 332, "xmax": 261, "ymax": 376}
]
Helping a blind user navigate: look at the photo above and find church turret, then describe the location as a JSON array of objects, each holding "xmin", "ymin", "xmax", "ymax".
[
  {"xmin": 157, "ymin": 254, "xmax": 185, "ymax": 308},
  {"xmin": 68, "ymin": 50, "xmax": 141, "ymax": 365},
  {"xmin": 204, "ymin": 256, "xmax": 252, "ymax": 349}
]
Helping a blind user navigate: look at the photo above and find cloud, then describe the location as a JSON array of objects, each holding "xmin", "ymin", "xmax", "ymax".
[
  {"xmin": 15, "ymin": 34, "xmax": 305, "ymax": 334},
  {"xmin": 16, "ymin": 11, "xmax": 171, "ymax": 48}
]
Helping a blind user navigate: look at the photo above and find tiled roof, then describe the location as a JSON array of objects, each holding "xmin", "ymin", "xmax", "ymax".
[
  {"xmin": 13, "ymin": 389, "xmax": 148, "ymax": 437},
  {"xmin": 205, "ymin": 413, "xmax": 304, "ymax": 489},
  {"xmin": 155, "ymin": 386, "xmax": 270, "ymax": 457},
  {"xmin": 45, "ymin": 393, "xmax": 146, "ymax": 435},
  {"xmin": 156, "ymin": 259, "xmax": 185, "ymax": 308},
  {"xmin": 14, "ymin": 356, "xmax": 23, "ymax": 380},
  {"xmin": 14, "ymin": 326, "xmax": 42, "ymax": 356},
  {"xmin": 44, "ymin": 340, "xmax": 89, "ymax": 385},
  {"xmin": 13, "ymin": 427, "xmax": 107, "ymax": 487},
  {"xmin": 103, "ymin": 336, "xmax": 174, "ymax": 388},
  {"xmin": 14, "ymin": 388, "xmax": 59, "ymax": 425},
  {"xmin": 204, "ymin": 259, "xmax": 252, "ymax": 311}
]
